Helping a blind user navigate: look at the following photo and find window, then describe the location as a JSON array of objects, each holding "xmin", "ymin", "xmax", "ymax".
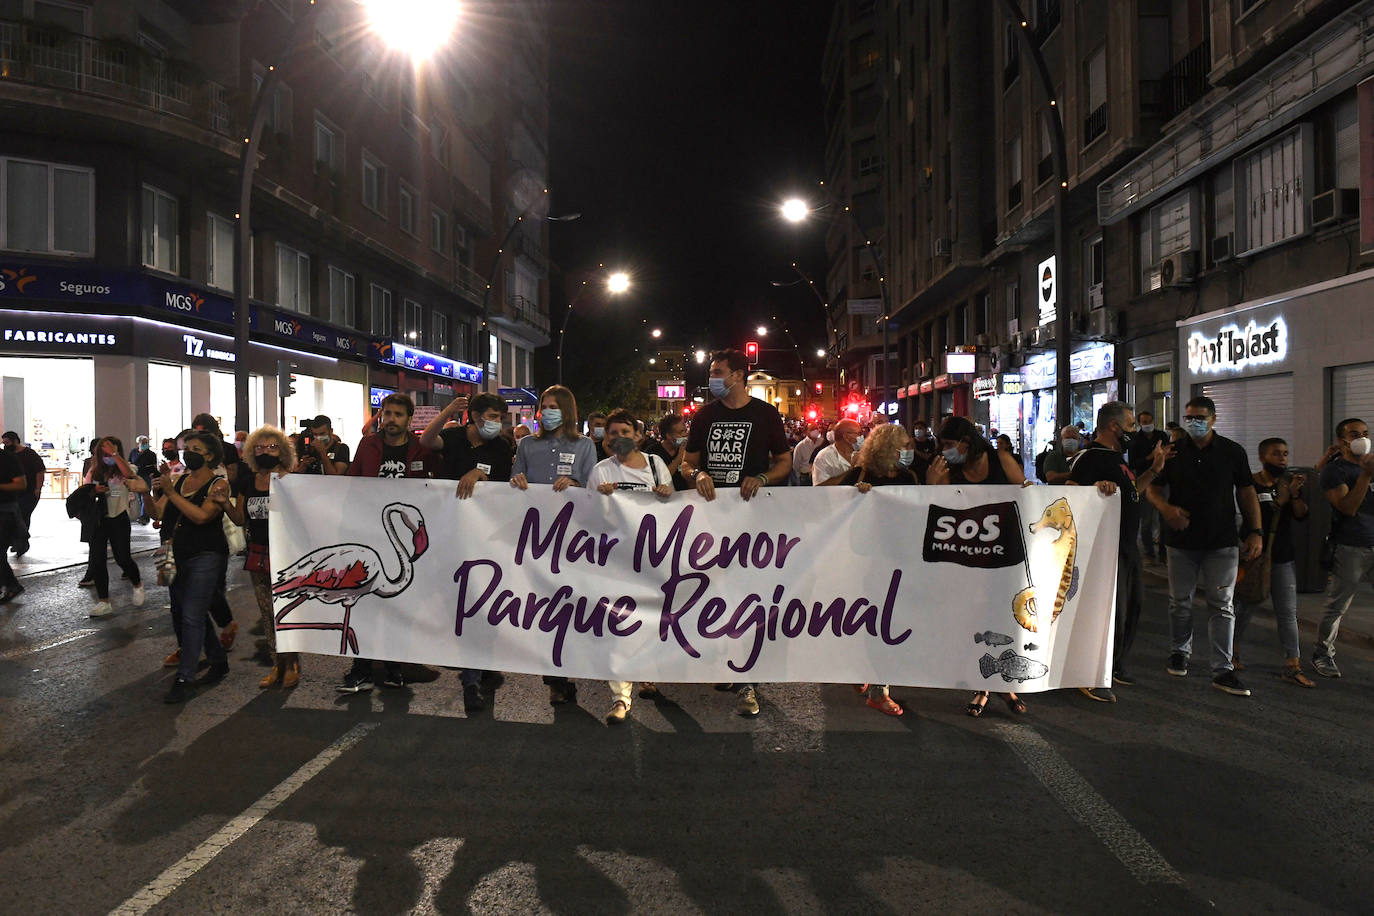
[
  {"xmin": 314, "ymin": 117, "xmax": 338, "ymax": 172},
  {"xmin": 500, "ymin": 339, "xmax": 514, "ymax": 387},
  {"xmin": 1003, "ymin": 23, "xmax": 1020, "ymax": 88},
  {"xmin": 207, "ymin": 213, "xmax": 235, "ymax": 292},
  {"xmin": 1007, "ymin": 133, "xmax": 1023, "ymax": 210},
  {"xmin": 432, "ymin": 311, "xmax": 449, "ymax": 354},
  {"xmin": 1237, "ymin": 126, "xmax": 1309, "ymax": 254},
  {"xmin": 275, "ymin": 243, "xmax": 310, "ymax": 313},
  {"xmin": 398, "ymin": 184, "xmax": 415, "ymax": 235},
  {"xmin": 1005, "ymin": 279, "xmax": 1021, "ymax": 331},
  {"xmin": 1037, "ymin": 113, "xmax": 1054, "ymax": 184},
  {"xmin": 252, "ymin": 72, "xmax": 292, "ymax": 135},
  {"xmin": 975, "ymin": 291, "xmax": 990, "ymax": 337},
  {"xmin": 327, "ymin": 266, "xmax": 355, "ymax": 327},
  {"xmin": 362, "ymin": 153, "xmax": 385, "ymax": 214},
  {"xmin": 1084, "ymin": 235, "xmax": 1104, "ymax": 306},
  {"xmin": 954, "ymin": 303, "xmax": 968, "ymax": 343},
  {"xmin": 1137, "ymin": 188, "xmax": 1200, "ymax": 291},
  {"xmin": 1083, "ymin": 47, "xmax": 1107, "ymax": 146},
  {"xmin": 402, "ymin": 298, "xmax": 423, "ymax": 345},
  {"xmin": 142, "ymin": 185, "xmax": 179, "ymax": 273},
  {"xmin": 454, "ymin": 321, "xmax": 469, "ymax": 360},
  {"xmin": 1, "ymin": 157, "xmax": 93, "ymax": 255},
  {"xmin": 370, "ymin": 284, "xmax": 393, "ymax": 336},
  {"xmin": 430, "ymin": 207, "xmax": 446, "ymax": 253},
  {"xmin": 430, "ymin": 122, "xmax": 450, "ymax": 168},
  {"xmin": 31, "ymin": 0, "xmax": 87, "ymax": 33}
]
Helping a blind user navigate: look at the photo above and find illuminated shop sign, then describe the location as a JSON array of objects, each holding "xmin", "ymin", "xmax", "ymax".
[{"xmin": 1186, "ymin": 315, "xmax": 1287, "ymax": 374}]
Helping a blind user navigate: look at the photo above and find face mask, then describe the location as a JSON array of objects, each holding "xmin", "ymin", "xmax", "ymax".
[
  {"xmin": 915, "ymin": 429, "xmax": 930, "ymax": 440},
  {"xmin": 1183, "ymin": 418, "xmax": 1210, "ymax": 440},
  {"xmin": 478, "ymin": 419, "xmax": 502, "ymax": 441},
  {"xmin": 809, "ymin": 432, "xmax": 820, "ymax": 440},
  {"xmin": 102, "ymin": 456, "xmax": 117, "ymax": 466},
  {"xmin": 897, "ymin": 449, "xmax": 914, "ymax": 468},
  {"xmin": 675, "ymin": 435, "xmax": 688, "ymax": 446},
  {"xmin": 1350, "ymin": 436, "xmax": 1372, "ymax": 457},
  {"xmin": 162, "ymin": 449, "xmax": 179, "ymax": 461},
  {"xmin": 541, "ymin": 408, "xmax": 562, "ymax": 431},
  {"xmin": 943, "ymin": 445, "xmax": 966, "ymax": 465},
  {"xmin": 1262, "ymin": 462, "xmax": 1286, "ymax": 477},
  {"xmin": 609, "ymin": 436, "xmax": 636, "ymax": 459},
  {"xmin": 2, "ymin": 443, "xmax": 14, "ymax": 452},
  {"xmin": 1140, "ymin": 424, "xmax": 1155, "ymax": 434},
  {"xmin": 138, "ymin": 443, "xmax": 149, "ymax": 451},
  {"xmin": 256, "ymin": 453, "xmax": 280, "ymax": 469},
  {"xmin": 852, "ymin": 435, "xmax": 865, "ymax": 451},
  {"xmin": 1062, "ymin": 439, "xmax": 1080, "ymax": 454},
  {"xmin": 708, "ymin": 376, "xmax": 731, "ymax": 399},
  {"xmin": 182, "ymin": 451, "xmax": 206, "ymax": 471},
  {"xmin": 591, "ymin": 427, "xmax": 605, "ymax": 440},
  {"xmin": 1117, "ymin": 428, "xmax": 1134, "ymax": 449}
]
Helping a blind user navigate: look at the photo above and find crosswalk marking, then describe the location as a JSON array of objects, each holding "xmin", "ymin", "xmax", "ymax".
[{"xmin": 0, "ymin": 628, "xmax": 98, "ymax": 660}]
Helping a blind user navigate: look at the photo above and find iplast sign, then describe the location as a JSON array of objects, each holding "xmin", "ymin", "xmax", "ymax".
[{"xmin": 1186, "ymin": 315, "xmax": 1288, "ymax": 374}]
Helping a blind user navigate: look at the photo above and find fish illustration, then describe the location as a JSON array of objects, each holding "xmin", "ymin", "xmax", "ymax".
[
  {"xmin": 1023, "ymin": 642, "xmax": 1039, "ymax": 651},
  {"xmin": 974, "ymin": 630, "xmax": 1014, "ymax": 646},
  {"xmin": 979, "ymin": 649, "xmax": 1050, "ymax": 683}
]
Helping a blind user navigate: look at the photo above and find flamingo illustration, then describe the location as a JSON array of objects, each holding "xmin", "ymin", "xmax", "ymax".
[{"xmin": 272, "ymin": 502, "xmax": 429, "ymax": 655}]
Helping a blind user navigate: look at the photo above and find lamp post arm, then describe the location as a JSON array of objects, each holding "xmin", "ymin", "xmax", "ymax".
[{"xmin": 555, "ymin": 281, "xmax": 597, "ymax": 386}]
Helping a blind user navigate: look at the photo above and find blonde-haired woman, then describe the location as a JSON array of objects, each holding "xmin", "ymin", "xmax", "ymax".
[
  {"xmin": 225, "ymin": 426, "xmax": 298, "ymax": 688},
  {"xmin": 839, "ymin": 423, "xmax": 921, "ymax": 716}
]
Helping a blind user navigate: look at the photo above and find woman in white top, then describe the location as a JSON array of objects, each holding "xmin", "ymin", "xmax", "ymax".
[
  {"xmin": 591, "ymin": 410, "xmax": 673, "ymax": 725},
  {"xmin": 85, "ymin": 436, "xmax": 149, "ymax": 618}
]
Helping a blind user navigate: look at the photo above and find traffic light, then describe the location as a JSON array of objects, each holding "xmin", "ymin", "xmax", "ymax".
[
  {"xmin": 745, "ymin": 341, "xmax": 759, "ymax": 364},
  {"xmin": 814, "ymin": 381, "xmax": 823, "ymax": 393},
  {"xmin": 807, "ymin": 405, "xmax": 818, "ymax": 420},
  {"xmin": 277, "ymin": 359, "xmax": 297, "ymax": 397}
]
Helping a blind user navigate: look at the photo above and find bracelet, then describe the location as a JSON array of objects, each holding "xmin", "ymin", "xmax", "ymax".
[{"xmin": 755, "ymin": 474, "xmax": 769, "ymax": 485}]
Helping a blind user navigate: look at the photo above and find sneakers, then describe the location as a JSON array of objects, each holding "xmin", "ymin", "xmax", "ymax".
[
  {"xmin": 336, "ymin": 669, "xmax": 374, "ymax": 693},
  {"xmin": 90, "ymin": 600, "xmax": 114, "ymax": 619},
  {"xmin": 1281, "ymin": 659, "xmax": 1315, "ymax": 688},
  {"xmin": 130, "ymin": 584, "xmax": 145, "ymax": 607},
  {"xmin": 78, "ymin": 577, "xmax": 95, "ymax": 588},
  {"xmin": 164, "ymin": 677, "xmax": 191, "ymax": 704},
  {"xmin": 163, "ymin": 648, "xmax": 181, "ymax": 667},
  {"xmin": 1212, "ymin": 670, "xmax": 1251, "ymax": 696},
  {"xmin": 1166, "ymin": 653, "xmax": 1188, "ymax": 677},
  {"xmin": 548, "ymin": 681, "xmax": 578, "ymax": 706},
  {"xmin": 382, "ymin": 666, "xmax": 407, "ymax": 688},
  {"xmin": 0, "ymin": 584, "xmax": 24, "ymax": 604},
  {"xmin": 463, "ymin": 682, "xmax": 485, "ymax": 713},
  {"xmin": 1311, "ymin": 655, "xmax": 1341, "ymax": 679},
  {"xmin": 605, "ymin": 700, "xmax": 629, "ymax": 725},
  {"xmin": 1078, "ymin": 686, "xmax": 1118, "ymax": 703},
  {"xmin": 198, "ymin": 661, "xmax": 229, "ymax": 685},
  {"xmin": 736, "ymin": 685, "xmax": 760, "ymax": 717},
  {"xmin": 1112, "ymin": 669, "xmax": 1135, "ymax": 686}
]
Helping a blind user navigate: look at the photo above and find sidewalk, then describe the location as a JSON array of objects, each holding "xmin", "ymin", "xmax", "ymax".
[
  {"xmin": 9, "ymin": 497, "xmax": 163, "ymax": 578},
  {"xmin": 1142, "ymin": 557, "xmax": 1374, "ymax": 650}
]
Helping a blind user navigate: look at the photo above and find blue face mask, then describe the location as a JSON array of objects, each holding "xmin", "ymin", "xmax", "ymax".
[
  {"xmin": 897, "ymin": 448, "xmax": 914, "ymax": 468},
  {"xmin": 591, "ymin": 427, "xmax": 605, "ymax": 440},
  {"xmin": 1183, "ymin": 417, "xmax": 1210, "ymax": 440},
  {"xmin": 102, "ymin": 456, "xmax": 117, "ymax": 466},
  {"xmin": 478, "ymin": 419, "xmax": 502, "ymax": 440},
  {"xmin": 708, "ymin": 376, "xmax": 731, "ymax": 399},
  {"xmin": 943, "ymin": 445, "xmax": 966, "ymax": 465},
  {"xmin": 541, "ymin": 408, "xmax": 562, "ymax": 431},
  {"xmin": 852, "ymin": 435, "xmax": 865, "ymax": 452}
]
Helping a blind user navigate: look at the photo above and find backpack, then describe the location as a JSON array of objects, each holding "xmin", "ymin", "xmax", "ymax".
[{"xmin": 1034, "ymin": 445, "xmax": 1053, "ymax": 483}]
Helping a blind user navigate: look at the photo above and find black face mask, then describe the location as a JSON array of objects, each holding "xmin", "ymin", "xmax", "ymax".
[
  {"xmin": 1262, "ymin": 462, "xmax": 1286, "ymax": 478},
  {"xmin": 2, "ymin": 443, "xmax": 15, "ymax": 452},
  {"xmin": 162, "ymin": 449, "xmax": 179, "ymax": 461},
  {"xmin": 255, "ymin": 454, "xmax": 281, "ymax": 470},
  {"xmin": 182, "ymin": 451, "xmax": 206, "ymax": 471}
]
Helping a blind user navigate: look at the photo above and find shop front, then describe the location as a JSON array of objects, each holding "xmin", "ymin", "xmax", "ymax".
[
  {"xmin": 368, "ymin": 339, "xmax": 482, "ymax": 418},
  {"xmin": 498, "ymin": 386, "xmax": 540, "ymax": 427},
  {"xmin": 1019, "ymin": 341, "xmax": 1118, "ymax": 463},
  {"xmin": 1178, "ymin": 267, "xmax": 1374, "ymax": 463},
  {"xmin": 973, "ymin": 373, "xmax": 1026, "ymax": 452}
]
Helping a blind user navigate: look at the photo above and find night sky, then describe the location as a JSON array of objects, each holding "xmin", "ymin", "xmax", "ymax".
[{"xmin": 543, "ymin": 0, "xmax": 837, "ymax": 394}]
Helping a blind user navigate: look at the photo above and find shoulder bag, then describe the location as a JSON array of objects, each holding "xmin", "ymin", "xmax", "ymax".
[{"xmin": 1234, "ymin": 489, "xmax": 1283, "ymax": 604}]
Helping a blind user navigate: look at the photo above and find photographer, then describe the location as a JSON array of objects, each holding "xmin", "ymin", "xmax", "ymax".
[{"xmin": 293, "ymin": 415, "xmax": 350, "ymax": 476}]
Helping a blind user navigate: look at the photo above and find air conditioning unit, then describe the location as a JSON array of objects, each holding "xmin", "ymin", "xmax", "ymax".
[
  {"xmin": 1009, "ymin": 330, "xmax": 1023, "ymax": 352},
  {"xmin": 1007, "ymin": 317, "xmax": 1020, "ymax": 337},
  {"xmin": 917, "ymin": 358, "xmax": 934, "ymax": 380},
  {"xmin": 933, "ymin": 237, "xmax": 953, "ymax": 257},
  {"xmin": 1211, "ymin": 232, "xmax": 1234, "ymax": 263},
  {"xmin": 1026, "ymin": 325, "xmax": 1045, "ymax": 348},
  {"xmin": 1311, "ymin": 188, "xmax": 1358, "ymax": 227},
  {"xmin": 1086, "ymin": 283, "xmax": 1103, "ymax": 310},
  {"xmin": 1087, "ymin": 308, "xmax": 1116, "ymax": 338},
  {"xmin": 1154, "ymin": 250, "xmax": 1198, "ymax": 287}
]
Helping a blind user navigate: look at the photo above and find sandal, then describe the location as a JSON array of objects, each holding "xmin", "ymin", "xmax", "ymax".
[
  {"xmin": 1003, "ymin": 693, "xmax": 1027, "ymax": 715},
  {"xmin": 866, "ymin": 695, "xmax": 904, "ymax": 717},
  {"xmin": 853, "ymin": 683, "xmax": 870, "ymax": 694},
  {"xmin": 966, "ymin": 691, "xmax": 988, "ymax": 717}
]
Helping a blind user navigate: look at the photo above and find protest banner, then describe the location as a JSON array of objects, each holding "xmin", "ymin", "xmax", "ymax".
[{"xmin": 270, "ymin": 476, "xmax": 1119, "ymax": 691}]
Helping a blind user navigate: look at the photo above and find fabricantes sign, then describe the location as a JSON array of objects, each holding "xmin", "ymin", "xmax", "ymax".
[
  {"xmin": 1185, "ymin": 315, "xmax": 1287, "ymax": 374},
  {"xmin": 0, "ymin": 311, "xmax": 131, "ymax": 355},
  {"xmin": 269, "ymin": 477, "xmax": 1119, "ymax": 689}
]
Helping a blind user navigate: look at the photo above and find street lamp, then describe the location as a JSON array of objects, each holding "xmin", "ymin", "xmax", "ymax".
[
  {"xmin": 650, "ymin": 327, "xmax": 662, "ymax": 339},
  {"xmin": 556, "ymin": 266, "xmax": 631, "ymax": 384},
  {"xmin": 234, "ymin": 0, "xmax": 463, "ymax": 432},
  {"xmin": 756, "ymin": 325, "xmax": 768, "ymax": 337},
  {"xmin": 771, "ymin": 265, "xmax": 843, "ymax": 415},
  {"xmin": 781, "ymin": 198, "xmax": 809, "ymax": 223}
]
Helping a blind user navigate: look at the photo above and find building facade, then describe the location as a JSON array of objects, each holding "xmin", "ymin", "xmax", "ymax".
[{"xmin": 0, "ymin": 0, "xmax": 548, "ymax": 464}]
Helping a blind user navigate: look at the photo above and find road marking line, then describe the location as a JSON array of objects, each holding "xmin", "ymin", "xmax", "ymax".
[
  {"xmin": 994, "ymin": 723, "xmax": 1185, "ymax": 886},
  {"xmin": 0, "ymin": 628, "xmax": 98, "ymax": 660},
  {"xmin": 109, "ymin": 722, "xmax": 379, "ymax": 916}
]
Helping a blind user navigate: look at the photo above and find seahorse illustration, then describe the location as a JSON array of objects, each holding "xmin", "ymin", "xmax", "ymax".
[{"xmin": 1011, "ymin": 497, "xmax": 1078, "ymax": 632}]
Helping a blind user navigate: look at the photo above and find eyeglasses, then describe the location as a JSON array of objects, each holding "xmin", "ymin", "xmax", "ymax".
[{"xmin": 254, "ymin": 443, "xmax": 280, "ymax": 453}]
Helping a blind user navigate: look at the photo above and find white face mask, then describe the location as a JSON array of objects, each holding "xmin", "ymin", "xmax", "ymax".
[{"xmin": 1350, "ymin": 436, "xmax": 1372, "ymax": 457}]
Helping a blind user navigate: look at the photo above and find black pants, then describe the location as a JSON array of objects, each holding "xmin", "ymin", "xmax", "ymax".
[
  {"xmin": 0, "ymin": 508, "xmax": 19, "ymax": 589},
  {"xmin": 91, "ymin": 513, "xmax": 140, "ymax": 599},
  {"xmin": 13, "ymin": 492, "xmax": 37, "ymax": 552},
  {"xmin": 1115, "ymin": 547, "xmax": 1144, "ymax": 673}
]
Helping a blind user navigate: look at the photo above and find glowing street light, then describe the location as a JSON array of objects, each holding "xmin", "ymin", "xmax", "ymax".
[
  {"xmin": 651, "ymin": 328, "xmax": 662, "ymax": 338},
  {"xmin": 607, "ymin": 271, "xmax": 631, "ymax": 294},
  {"xmin": 756, "ymin": 325, "xmax": 768, "ymax": 336},
  {"xmin": 557, "ymin": 266, "xmax": 633, "ymax": 384},
  {"xmin": 694, "ymin": 349, "xmax": 707, "ymax": 364},
  {"xmin": 362, "ymin": 0, "xmax": 462, "ymax": 63},
  {"xmin": 780, "ymin": 198, "xmax": 809, "ymax": 223},
  {"xmin": 816, "ymin": 348, "xmax": 826, "ymax": 358}
]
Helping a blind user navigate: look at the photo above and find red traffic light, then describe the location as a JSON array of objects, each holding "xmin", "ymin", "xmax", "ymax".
[
  {"xmin": 745, "ymin": 341, "xmax": 759, "ymax": 363},
  {"xmin": 814, "ymin": 382, "xmax": 823, "ymax": 393},
  {"xmin": 807, "ymin": 407, "xmax": 818, "ymax": 420}
]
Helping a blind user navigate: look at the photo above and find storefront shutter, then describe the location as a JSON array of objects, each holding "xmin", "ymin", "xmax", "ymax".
[
  {"xmin": 1199, "ymin": 373, "xmax": 1294, "ymax": 464},
  {"xmin": 1331, "ymin": 362, "xmax": 1374, "ymax": 434}
]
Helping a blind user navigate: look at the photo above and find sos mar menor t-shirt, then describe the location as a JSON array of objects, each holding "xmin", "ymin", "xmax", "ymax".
[{"xmin": 684, "ymin": 397, "xmax": 789, "ymax": 487}]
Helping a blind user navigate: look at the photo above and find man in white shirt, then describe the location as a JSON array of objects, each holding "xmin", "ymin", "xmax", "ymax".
[
  {"xmin": 812, "ymin": 419, "xmax": 862, "ymax": 485},
  {"xmin": 792, "ymin": 426, "xmax": 823, "ymax": 486}
]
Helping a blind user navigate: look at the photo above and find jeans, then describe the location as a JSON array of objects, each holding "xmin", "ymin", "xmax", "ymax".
[
  {"xmin": 170, "ymin": 551, "xmax": 229, "ymax": 682},
  {"xmin": 1138, "ymin": 500, "xmax": 1161, "ymax": 557},
  {"xmin": 90, "ymin": 512, "xmax": 141, "ymax": 599},
  {"xmin": 1316, "ymin": 544, "xmax": 1374, "ymax": 660},
  {"xmin": 1114, "ymin": 547, "xmax": 1144, "ymax": 673},
  {"xmin": 1166, "ymin": 546, "xmax": 1240, "ymax": 674},
  {"xmin": 1234, "ymin": 560, "xmax": 1300, "ymax": 659}
]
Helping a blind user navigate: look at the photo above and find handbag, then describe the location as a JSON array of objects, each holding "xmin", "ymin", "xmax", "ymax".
[
  {"xmin": 244, "ymin": 542, "xmax": 270, "ymax": 574},
  {"xmin": 222, "ymin": 512, "xmax": 246, "ymax": 555},
  {"xmin": 1235, "ymin": 489, "xmax": 1284, "ymax": 604}
]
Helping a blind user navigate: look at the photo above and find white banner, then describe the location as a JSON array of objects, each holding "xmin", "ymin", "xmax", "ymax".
[{"xmin": 269, "ymin": 477, "xmax": 1119, "ymax": 692}]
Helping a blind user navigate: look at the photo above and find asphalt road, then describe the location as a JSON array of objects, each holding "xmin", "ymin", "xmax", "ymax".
[{"xmin": 2, "ymin": 556, "xmax": 1372, "ymax": 915}]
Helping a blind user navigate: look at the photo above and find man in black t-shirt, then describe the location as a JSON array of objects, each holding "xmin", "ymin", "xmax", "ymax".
[
  {"xmin": 681, "ymin": 349, "xmax": 792, "ymax": 720},
  {"xmin": 294, "ymin": 415, "xmax": 351, "ymax": 475},
  {"xmin": 419, "ymin": 393, "xmax": 514, "ymax": 500},
  {"xmin": 1068, "ymin": 402, "xmax": 1168, "ymax": 700},
  {"xmin": 0, "ymin": 446, "xmax": 26, "ymax": 601},
  {"xmin": 1127, "ymin": 409, "xmax": 1170, "ymax": 559},
  {"xmin": 2, "ymin": 431, "xmax": 45, "ymax": 552},
  {"xmin": 1147, "ymin": 396, "xmax": 1263, "ymax": 696}
]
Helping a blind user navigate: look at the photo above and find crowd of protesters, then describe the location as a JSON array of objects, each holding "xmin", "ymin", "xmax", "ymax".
[{"xmin": 8, "ymin": 348, "xmax": 1368, "ymax": 713}]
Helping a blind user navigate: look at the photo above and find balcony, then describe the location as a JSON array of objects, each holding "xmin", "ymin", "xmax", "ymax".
[
  {"xmin": 0, "ymin": 20, "xmax": 234, "ymax": 138},
  {"xmin": 1143, "ymin": 40, "xmax": 1212, "ymax": 123},
  {"xmin": 1082, "ymin": 103, "xmax": 1107, "ymax": 146},
  {"xmin": 1007, "ymin": 180, "xmax": 1023, "ymax": 211},
  {"xmin": 1032, "ymin": 0, "xmax": 1061, "ymax": 45},
  {"xmin": 493, "ymin": 292, "xmax": 551, "ymax": 345},
  {"xmin": 1036, "ymin": 154, "xmax": 1054, "ymax": 185},
  {"xmin": 454, "ymin": 262, "xmax": 485, "ymax": 309}
]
